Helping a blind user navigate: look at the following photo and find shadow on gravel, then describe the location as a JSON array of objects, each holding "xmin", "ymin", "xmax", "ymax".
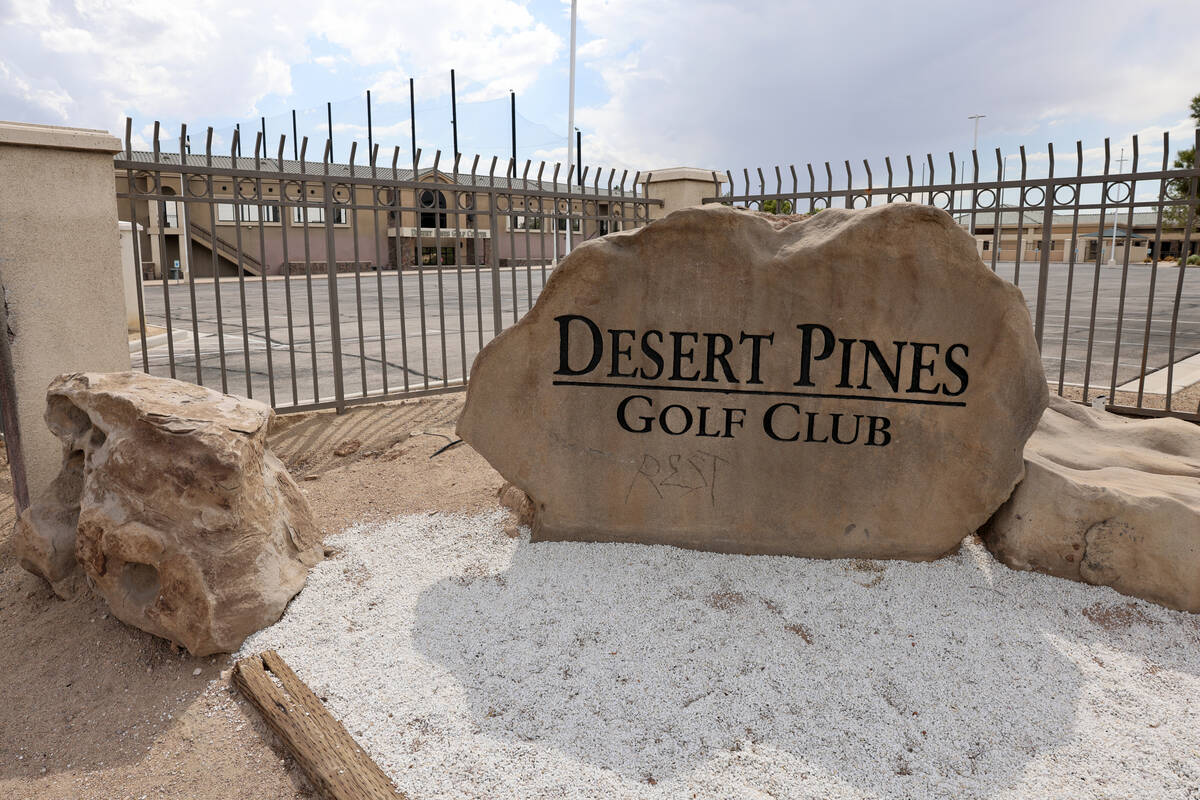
[{"xmin": 409, "ymin": 535, "xmax": 1131, "ymax": 793}]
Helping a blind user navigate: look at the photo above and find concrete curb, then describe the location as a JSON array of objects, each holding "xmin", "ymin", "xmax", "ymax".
[{"xmin": 130, "ymin": 329, "xmax": 193, "ymax": 352}]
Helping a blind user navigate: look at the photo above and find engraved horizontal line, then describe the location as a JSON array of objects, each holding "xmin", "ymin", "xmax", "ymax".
[{"xmin": 551, "ymin": 379, "xmax": 968, "ymax": 407}]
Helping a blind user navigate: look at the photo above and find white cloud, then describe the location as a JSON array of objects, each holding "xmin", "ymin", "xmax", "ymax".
[
  {"xmin": 0, "ymin": 59, "xmax": 72, "ymax": 120},
  {"xmin": 570, "ymin": 0, "xmax": 1200, "ymax": 171},
  {"xmin": 3, "ymin": 0, "xmax": 1198, "ymax": 177},
  {"xmin": 0, "ymin": 0, "xmax": 560, "ymax": 138}
]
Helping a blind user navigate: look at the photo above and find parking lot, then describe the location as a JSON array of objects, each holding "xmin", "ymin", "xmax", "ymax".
[{"xmin": 135, "ymin": 260, "xmax": 1200, "ymax": 411}]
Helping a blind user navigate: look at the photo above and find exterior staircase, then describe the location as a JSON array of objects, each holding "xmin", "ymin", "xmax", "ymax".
[{"xmin": 187, "ymin": 222, "xmax": 263, "ymax": 276}]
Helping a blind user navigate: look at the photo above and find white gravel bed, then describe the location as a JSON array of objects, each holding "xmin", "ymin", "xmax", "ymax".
[{"xmin": 239, "ymin": 511, "xmax": 1200, "ymax": 799}]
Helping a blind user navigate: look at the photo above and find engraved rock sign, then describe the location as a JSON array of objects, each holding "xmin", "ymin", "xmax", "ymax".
[{"xmin": 459, "ymin": 204, "xmax": 1047, "ymax": 560}]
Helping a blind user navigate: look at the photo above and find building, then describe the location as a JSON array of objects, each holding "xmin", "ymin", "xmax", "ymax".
[
  {"xmin": 958, "ymin": 206, "xmax": 1197, "ymax": 264},
  {"xmin": 115, "ymin": 153, "xmax": 630, "ymax": 279}
]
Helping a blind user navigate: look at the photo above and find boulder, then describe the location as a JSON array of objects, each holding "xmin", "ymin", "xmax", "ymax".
[
  {"xmin": 13, "ymin": 451, "xmax": 85, "ymax": 597},
  {"xmin": 13, "ymin": 372, "xmax": 322, "ymax": 654},
  {"xmin": 982, "ymin": 395, "xmax": 1200, "ymax": 612},
  {"xmin": 458, "ymin": 204, "xmax": 1047, "ymax": 560}
]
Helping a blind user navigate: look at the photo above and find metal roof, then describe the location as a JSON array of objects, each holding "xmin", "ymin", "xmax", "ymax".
[
  {"xmin": 114, "ymin": 151, "xmax": 631, "ymax": 196},
  {"xmin": 1079, "ymin": 230, "xmax": 1148, "ymax": 239},
  {"xmin": 956, "ymin": 207, "xmax": 1173, "ymax": 229},
  {"xmin": 954, "ymin": 206, "xmax": 1043, "ymax": 227}
]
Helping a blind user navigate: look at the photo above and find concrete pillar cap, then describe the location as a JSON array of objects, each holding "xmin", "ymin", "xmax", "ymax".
[
  {"xmin": 0, "ymin": 121, "xmax": 121, "ymax": 153},
  {"xmin": 642, "ymin": 167, "xmax": 727, "ymax": 183}
]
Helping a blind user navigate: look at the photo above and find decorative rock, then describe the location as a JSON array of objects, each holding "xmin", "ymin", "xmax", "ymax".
[
  {"xmin": 13, "ymin": 372, "xmax": 323, "ymax": 654},
  {"xmin": 13, "ymin": 450, "xmax": 85, "ymax": 597},
  {"xmin": 983, "ymin": 395, "xmax": 1200, "ymax": 612},
  {"xmin": 459, "ymin": 204, "xmax": 1047, "ymax": 560}
]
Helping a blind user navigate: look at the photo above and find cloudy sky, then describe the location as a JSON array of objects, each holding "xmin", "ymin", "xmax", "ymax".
[{"xmin": 2, "ymin": 0, "xmax": 1198, "ymax": 185}]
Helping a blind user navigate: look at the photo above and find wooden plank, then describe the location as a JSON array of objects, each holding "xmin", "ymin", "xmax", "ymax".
[{"xmin": 233, "ymin": 650, "xmax": 403, "ymax": 800}]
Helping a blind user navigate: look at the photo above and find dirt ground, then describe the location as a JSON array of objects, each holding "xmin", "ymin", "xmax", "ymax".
[
  {"xmin": 1056, "ymin": 381, "xmax": 1200, "ymax": 419},
  {"xmin": 0, "ymin": 393, "xmax": 505, "ymax": 800},
  {"xmin": 1, "ymin": 384, "xmax": 1196, "ymax": 799}
]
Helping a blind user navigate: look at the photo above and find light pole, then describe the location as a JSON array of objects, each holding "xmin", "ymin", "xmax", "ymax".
[
  {"xmin": 967, "ymin": 115, "xmax": 985, "ymax": 234},
  {"xmin": 1108, "ymin": 146, "xmax": 1126, "ymax": 265},
  {"xmin": 968, "ymin": 114, "xmax": 986, "ymax": 152},
  {"xmin": 564, "ymin": 0, "xmax": 577, "ymax": 256}
]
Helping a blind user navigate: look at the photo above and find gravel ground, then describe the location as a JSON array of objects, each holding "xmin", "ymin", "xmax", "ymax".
[{"xmin": 240, "ymin": 511, "xmax": 1200, "ymax": 800}]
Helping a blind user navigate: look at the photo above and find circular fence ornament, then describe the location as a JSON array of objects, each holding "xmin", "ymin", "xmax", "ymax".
[{"xmin": 1105, "ymin": 182, "xmax": 1131, "ymax": 204}]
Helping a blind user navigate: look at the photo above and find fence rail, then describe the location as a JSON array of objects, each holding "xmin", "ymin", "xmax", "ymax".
[
  {"xmin": 117, "ymin": 119, "xmax": 660, "ymax": 414},
  {"xmin": 704, "ymin": 131, "xmax": 1200, "ymax": 422}
]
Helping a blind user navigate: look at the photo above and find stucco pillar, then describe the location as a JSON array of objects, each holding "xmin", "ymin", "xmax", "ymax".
[
  {"xmin": 641, "ymin": 167, "xmax": 728, "ymax": 220},
  {"xmin": 0, "ymin": 121, "xmax": 131, "ymax": 505}
]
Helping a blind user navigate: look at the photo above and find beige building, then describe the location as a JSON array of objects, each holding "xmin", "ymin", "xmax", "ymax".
[
  {"xmin": 116, "ymin": 153, "xmax": 636, "ymax": 279},
  {"xmin": 959, "ymin": 207, "xmax": 1196, "ymax": 264}
]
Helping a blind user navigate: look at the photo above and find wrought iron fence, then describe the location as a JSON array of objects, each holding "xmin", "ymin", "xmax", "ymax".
[
  {"xmin": 704, "ymin": 131, "xmax": 1200, "ymax": 423},
  {"xmin": 116, "ymin": 119, "xmax": 661, "ymax": 414}
]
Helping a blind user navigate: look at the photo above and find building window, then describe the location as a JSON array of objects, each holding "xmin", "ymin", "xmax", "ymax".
[
  {"xmin": 982, "ymin": 241, "xmax": 990, "ymax": 251},
  {"xmin": 291, "ymin": 205, "xmax": 347, "ymax": 225},
  {"xmin": 217, "ymin": 203, "xmax": 281, "ymax": 223},
  {"xmin": 421, "ymin": 245, "xmax": 456, "ymax": 265},
  {"xmin": 419, "ymin": 189, "xmax": 448, "ymax": 228},
  {"xmin": 509, "ymin": 215, "xmax": 543, "ymax": 231},
  {"xmin": 555, "ymin": 216, "xmax": 582, "ymax": 233}
]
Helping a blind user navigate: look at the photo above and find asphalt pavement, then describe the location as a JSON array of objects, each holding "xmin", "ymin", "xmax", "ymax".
[{"xmin": 134, "ymin": 260, "xmax": 1200, "ymax": 410}]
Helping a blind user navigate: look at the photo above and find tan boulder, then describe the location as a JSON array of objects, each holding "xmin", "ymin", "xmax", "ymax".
[
  {"xmin": 14, "ymin": 372, "xmax": 323, "ymax": 654},
  {"xmin": 459, "ymin": 204, "xmax": 1047, "ymax": 560},
  {"xmin": 983, "ymin": 395, "xmax": 1200, "ymax": 612},
  {"xmin": 13, "ymin": 450, "xmax": 85, "ymax": 597}
]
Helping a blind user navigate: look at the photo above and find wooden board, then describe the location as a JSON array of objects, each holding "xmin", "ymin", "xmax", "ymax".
[{"xmin": 233, "ymin": 650, "xmax": 403, "ymax": 799}]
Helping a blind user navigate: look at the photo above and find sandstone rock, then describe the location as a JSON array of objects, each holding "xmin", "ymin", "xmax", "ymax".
[
  {"xmin": 13, "ymin": 450, "xmax": 85, "ymax": 597},
  {"xmin": 14, "ymin": 372, "xmax": 322, "ymax": 654},
  {"xmin": 983, "ymin": 395, "xmax": 1200, "ymax": 612},
  {"xmin": 498, "ymin": 482, "xmax": 535, "ymax": 528},
  {"xmin": 459, "ymin": 204, "xmax": 1047, "ymax": 560}
]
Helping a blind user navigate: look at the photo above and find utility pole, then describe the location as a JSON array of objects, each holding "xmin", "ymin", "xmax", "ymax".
[
  {"xmin": 1109, "ymin": 146, "xmax": 1126, "ymax": 264},
  {"xmin": 564, "ymin": 0, "xmax": 577, "ymax": 256},
  {"xmin": 326, "ymin": 103, "xmax": 333, "ymax": 157},
  {"xmin": 409, "ymin": 78, "xmax": 417, "ymax": 172},
  {"xmin": 450, "ymin": 69, "xmax": 459, "ymax": 164},
  {"xmin": 967, "ymin": 115, "xmax": 985, "ymax": 235}
]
